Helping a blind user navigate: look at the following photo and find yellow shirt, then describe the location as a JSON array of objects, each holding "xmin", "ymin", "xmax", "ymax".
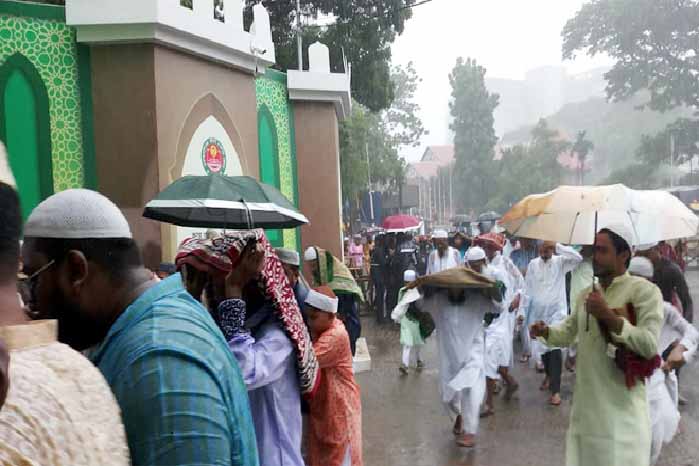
[
  {"xmin": 0, "ymin": 320, "xmax": 130, "ymax": 466},
  {"xmin": 544, "ymin": 272, "xmax": 663, "ymax": 466}
]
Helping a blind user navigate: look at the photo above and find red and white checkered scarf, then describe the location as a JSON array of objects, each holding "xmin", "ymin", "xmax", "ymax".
[{"xmin": 176, "ymin": 230, "xmax": 320, "ymax": 398}]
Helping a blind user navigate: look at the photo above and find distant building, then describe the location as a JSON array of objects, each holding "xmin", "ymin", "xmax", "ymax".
[
  {"xmin": 487, "ymin": 66, "xmax": 608, "ymax": 136},
  {"xmin": 406, "ymin": 145, "xmax": 455, "ymax": 228}
]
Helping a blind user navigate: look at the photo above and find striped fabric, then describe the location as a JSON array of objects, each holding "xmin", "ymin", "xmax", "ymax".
[{"xmin": 89, "ymin": 274, "xmax": 259, "ymax": 466}]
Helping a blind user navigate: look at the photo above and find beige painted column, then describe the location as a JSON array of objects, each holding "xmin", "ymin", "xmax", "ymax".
[
  {"xmin": 293, "ymin": 102, "xmax": 344, "ymax": 259},
  {"xmin": 287, "ymin": 42, "xmax": 351, "ymax": 260}
]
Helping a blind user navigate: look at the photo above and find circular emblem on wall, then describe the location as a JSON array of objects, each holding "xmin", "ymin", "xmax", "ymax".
[{"xmin": 202, "ymin": 137, "xmax": 227, "ymax": 174}]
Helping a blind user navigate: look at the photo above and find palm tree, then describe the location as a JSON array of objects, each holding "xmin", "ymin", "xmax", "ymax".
[{"xmin": 572, "ymin": 130, "xmax": 594, "ymax": 185}]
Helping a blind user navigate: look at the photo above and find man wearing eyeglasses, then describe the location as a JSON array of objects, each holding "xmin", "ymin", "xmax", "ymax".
[
  {"xmin": 21, "ymin": 189, "xmax": 260, "ymax": 466},
  {"xmin": 0, "ymin": 154, "xmax": 129, "ymax": 464}
]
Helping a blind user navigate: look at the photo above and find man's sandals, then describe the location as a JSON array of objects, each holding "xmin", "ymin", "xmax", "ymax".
[
  {"xmin": 455, "ymin": 433, "xmax": 476, "ymax": 448},
  {"xmin": 504, "ymin": 382, "xmax": 519, "ymax": 401},
  {"xmin": 479, "ymin": 405, "xmax": 495, "ymax": 418},
  {"xmin": 539, "ymin": 378, "xmax": 550, "ymax": 391},
  {"xmin": 549, "ymin": 393, "xmax": 562, "ymax": 406}
]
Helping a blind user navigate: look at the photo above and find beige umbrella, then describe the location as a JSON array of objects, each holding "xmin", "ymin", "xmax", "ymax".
[
  {"xmin": 499, "ymin": 184, "xmax": 698, "ymax": 246},
  {"xmin": 501, "ymin": 184, "xmax": 699, "ymax": 331}
]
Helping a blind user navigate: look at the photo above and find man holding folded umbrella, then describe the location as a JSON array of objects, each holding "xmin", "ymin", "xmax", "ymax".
[{"xmin": 530, "ymin": 225, "xmax": 663, "ymax": 466}]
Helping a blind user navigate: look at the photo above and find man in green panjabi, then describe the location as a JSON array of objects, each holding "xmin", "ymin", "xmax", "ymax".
[
  {"xmin": 304, "ymin": 246, "xmax": 364, "ymax": 355},
  {"xmin": 531, "ymin": 225, "xmax": 663, "ymax": 466}
]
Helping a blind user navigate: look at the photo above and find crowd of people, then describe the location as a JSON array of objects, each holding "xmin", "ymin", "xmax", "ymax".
[
  {"xmin": 372, "ymin": 222, "xmax": 695, "ymax": 466},
  {"xmin": 0, "ymin": 123, "xmax": 696, "ymax": 466},
  {"xmin": 0, "ymin": 144, "xmax": 364, "ymax": 465}
]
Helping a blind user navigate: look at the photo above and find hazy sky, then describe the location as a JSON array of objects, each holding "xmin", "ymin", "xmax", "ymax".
[{"xmin": 391, "ymin": 0, "xmax": 613, "ymax": 162}]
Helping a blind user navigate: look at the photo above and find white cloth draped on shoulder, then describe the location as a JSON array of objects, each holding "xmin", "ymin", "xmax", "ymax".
[{"xmin": 648, "ymin": 302, "xmax": 699, "ymax": 465}]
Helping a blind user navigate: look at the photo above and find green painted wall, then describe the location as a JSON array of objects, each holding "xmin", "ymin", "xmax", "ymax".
[
  {"xmin": 255, "ymin": 70, "xmax": 300, "ymax": 251},
  {"xmin": 0, "ymin": 1, "xmax": 91, "ymax": 200},
  {"xmin": 4, "ymin": 68, "xmax": 43, "ymax": 217},
  {"xmin": 258, "ymin": 108, "xmax": 282, "ymax": 246}
]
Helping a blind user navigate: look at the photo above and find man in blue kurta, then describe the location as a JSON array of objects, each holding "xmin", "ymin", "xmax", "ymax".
[{"xmin": 22, "ymin": 189, "xmax": 259, "ymax": 466}]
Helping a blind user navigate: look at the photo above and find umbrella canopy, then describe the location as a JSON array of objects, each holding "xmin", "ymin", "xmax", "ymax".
[
  {"xmin": 382, "ymin": 214, "xmax": 421, "ymax": 233},
  {"xmin": 143, "ymin": 175, "xmax": 308, "ymax": 229},
  {"xmin": 500, "ymin": 184, "xmax": 699, "ymax": 246}
]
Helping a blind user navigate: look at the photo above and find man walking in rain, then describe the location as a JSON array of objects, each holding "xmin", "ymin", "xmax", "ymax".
[
  {"xmin": 427, "ymin": 246, "xmax": 504, "ymax": 448},
  {"xmin": 530, "ymin": 225, "xmax": 663, "ymax": 466},
  {"xmin": 526, "ymin": 241, "xmax": 582, "ymax": 406}
]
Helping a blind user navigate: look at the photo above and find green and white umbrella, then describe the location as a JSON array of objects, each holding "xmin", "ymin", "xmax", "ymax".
[{"xmin": 143, "ymin": 175, "xmax": 309, "ymax": 229}]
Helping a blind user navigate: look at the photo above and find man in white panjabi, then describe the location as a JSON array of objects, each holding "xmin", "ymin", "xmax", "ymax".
[
  {"xmin": 629, "ymin": 257, "xmax": 698, "ymax": 465},
  {"xmin": 474, "ymin": 233, "xmax": 527, "ymax": 416},
  {"xmin": 526, "ymin": 241, "xmax": 582, "ymax": 406},
  {"xmin": 428, "ymin": 246, "xmax": 504, "ymax": 448},
  {"xmin": 426, "ymin": 229, "xmax": 460, "ymax": 275}
]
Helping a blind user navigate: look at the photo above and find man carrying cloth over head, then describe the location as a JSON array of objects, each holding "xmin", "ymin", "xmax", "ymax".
[
  {"xmin": 176, "ymin": 232, "xmax": 321, "ymax": 466},
  {"xmin": 429, "ymin": 246, "xmax": 505, "ymax": 448},
  {"xmin": 530, "ymin": 224, "xmax": 664, "ymax": 466}
]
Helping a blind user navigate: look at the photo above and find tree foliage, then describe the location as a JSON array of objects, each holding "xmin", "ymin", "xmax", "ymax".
[
  {"xmin": 606, "ymin": 118, "xmax": 699, "ymax": 187},
  {"xmin": 246, "ymin": 0, "xmax": 415, "ymax": 112},
  {"xmin": 564, "ymin": 0, "xmax": 699, "ymax": 187},
  {"xmin": 339, "ymin": 103, "xmax": 404, "ymax": 203},
  {"xmin": 487, "ymin": 120, "xmax": 573, "ymax": 212},
  {"xmin": 563, "ymin": 0, "xmax": 699, "ymax": 111},
  {"xmin": 339, "ymin": 62, "xmax": 425, "ymax": 208},
  {"xmin": 383, "ymin": 62, "xmax": 428, "ymax": 150},
  {"xmin": 449, "ymin": 57, "xmax": 500, "ymax": 212}
]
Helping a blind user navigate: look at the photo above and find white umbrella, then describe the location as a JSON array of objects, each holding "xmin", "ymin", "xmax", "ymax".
[{"xmin": 499, "ymin": 184, "xmax": 698, "ymax": 246}]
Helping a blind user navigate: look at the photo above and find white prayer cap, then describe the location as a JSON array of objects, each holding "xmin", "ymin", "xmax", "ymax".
[
  {"xmin": 24, "ymin": 189, "xmax": 132, "ymax": 239},
  {"xmin": 466, "ymin": 246, "xmax": 486, "ymax": 262},
  {"xmin": 432, "ymin": 229, "xmax": 448, "ymax": 239},
  {"xmin": 303, "ymin": 246, "xmax": 317, "ymax": 262},
  {"xmin": 403, "ymin": 270, "xmax": 417, "ymax": 282},
  {"xmin": 305, "ymin": 289, "xmax": 338, "ymax": 314},
  {"xmin": 635, "ymin": 242, "xmax": 658, "ymax": 252},
  {"xmin": 275, "ymin": 247, "xmax": 300, "ymax": 266},
  {"xmin": 598, "ymin": 223, "xmax": 636, "ymax": 250},
  {"xmin": 629, "ymin": 256, "xmax": 654, "ymax": 278},
  {"xmin": 0, "ymin": 142, "xmax": 16, "ymax": 188}
]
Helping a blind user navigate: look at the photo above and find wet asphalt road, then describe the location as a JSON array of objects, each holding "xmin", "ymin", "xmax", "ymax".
[{"xmin": 356, "ymin": 272, "xmax": 699, "ymax": 466}]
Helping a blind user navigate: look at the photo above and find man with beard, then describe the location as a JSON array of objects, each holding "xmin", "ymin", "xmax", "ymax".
[
  {"xmin": 531, "ymin": 226, "xmax": 663, "ymax": 466},
  {"xmin": 434, "ymin": 246, "xmax": 504, "ymax": 448},
  {"xmin": 22, "ymin": 189, "xmax": 259, "ymax": 466},
  {"xmin": 0, "ymin": 151, "xmax": 129, "ymax": 465},
  {"xmin": 426, "ymin": 230, "xmax": 460, "ymax": 274}
]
